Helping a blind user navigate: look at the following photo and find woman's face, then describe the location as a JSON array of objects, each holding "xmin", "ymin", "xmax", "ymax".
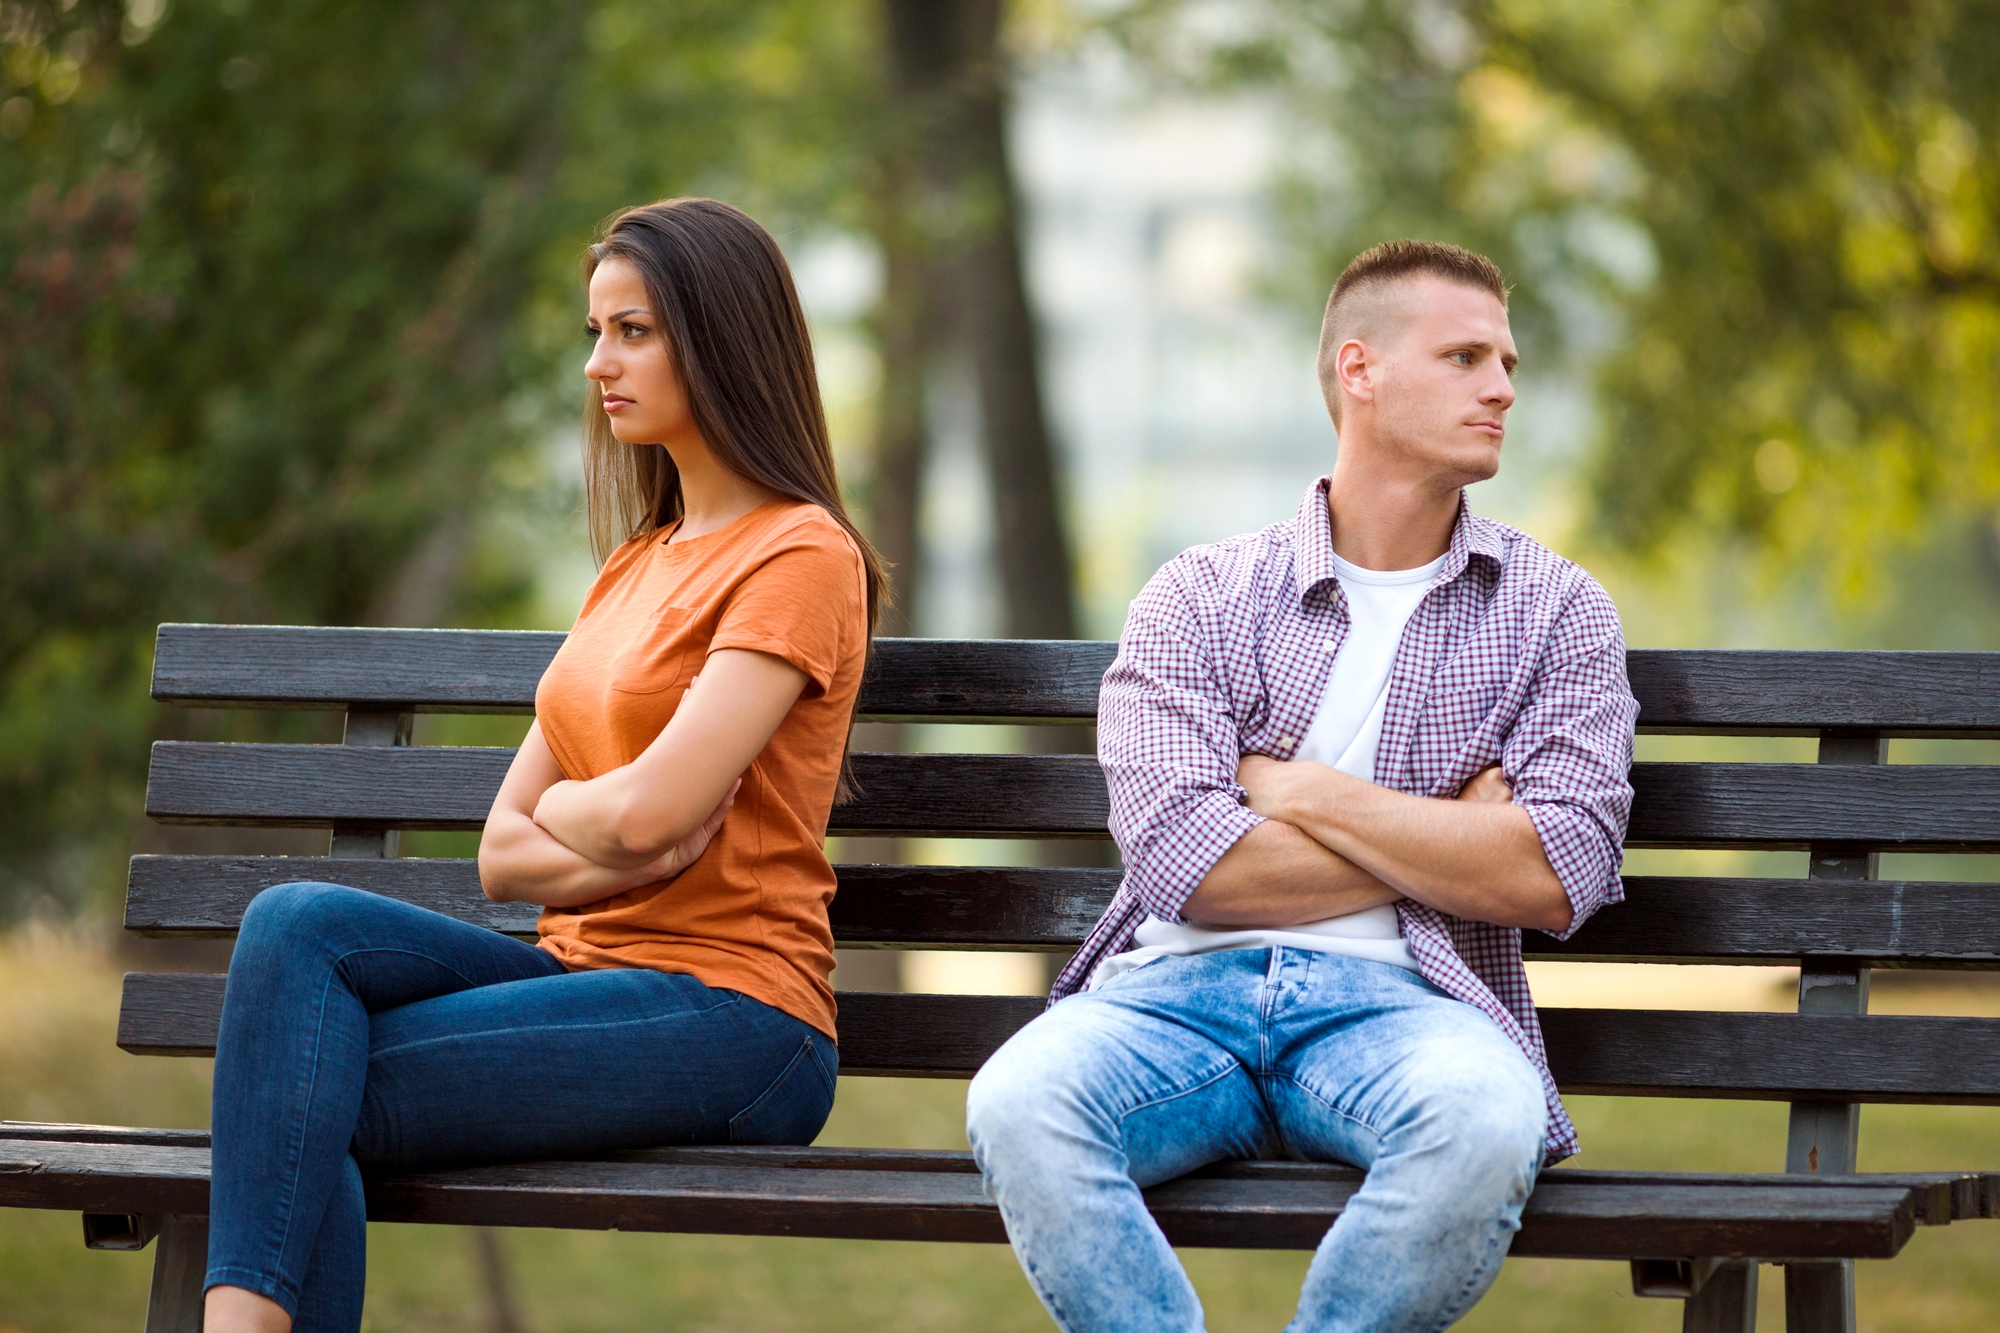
[{"xmin": 585, "ymin": 256, "xmax": 697, "ymax": 447}]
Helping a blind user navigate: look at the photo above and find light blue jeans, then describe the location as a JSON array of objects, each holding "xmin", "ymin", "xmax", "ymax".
[{"xmin": 966, "ymin": 948, "xmax": 1547, "ymax": 1333}]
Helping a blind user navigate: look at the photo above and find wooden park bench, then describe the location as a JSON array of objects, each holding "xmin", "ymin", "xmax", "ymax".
[{"xmin": 3, "ymin": 622, "xmax": 1999, "ymax": 1333}]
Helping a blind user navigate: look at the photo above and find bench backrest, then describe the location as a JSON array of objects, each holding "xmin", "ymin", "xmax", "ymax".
[{"xmin": 123, "ymin": 625, "xmax": 2000, "ymax": 1113}]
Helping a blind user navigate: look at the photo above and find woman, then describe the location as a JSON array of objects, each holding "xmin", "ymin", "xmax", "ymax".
[{"xmin": 204, "ymin": 198, "xmax": 884, "ymax": 1333}]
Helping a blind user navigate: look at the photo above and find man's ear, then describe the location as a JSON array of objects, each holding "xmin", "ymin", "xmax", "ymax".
[{"xmin": 1334, "ymin": 339, "xmax": 1375, "ymax": 414}]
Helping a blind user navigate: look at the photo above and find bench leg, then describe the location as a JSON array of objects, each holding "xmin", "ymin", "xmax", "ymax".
[
  {"xmin": 145, "ymin": 1214, "xmax": 208, "ymax": 1333},
  {"xmin": 1684, "ymin": 1260, "xmax": 1758, "ymax": 1333},
  {"xmin": 1782, "ymin": 1262, "xmax": 1852, "ymax": 1333}
]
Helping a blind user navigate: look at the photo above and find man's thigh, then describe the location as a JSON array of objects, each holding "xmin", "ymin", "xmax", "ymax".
[
  {"xmin": 968, "ymin": 961, "xmax": 1273, "ymax": 1188},
  {"xmin": 1260, "ymin": 952, "xmax": 1547, "ymax": 1169}
]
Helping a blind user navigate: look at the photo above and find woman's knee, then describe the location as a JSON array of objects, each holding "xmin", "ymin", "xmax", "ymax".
[{"xmin": 237, "ymin": 880, "xmax": 369, "ymax": 952}]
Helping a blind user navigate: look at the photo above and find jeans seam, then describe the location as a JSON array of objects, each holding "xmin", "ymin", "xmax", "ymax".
[
  {"xmin": 729, "ymin": 1037, "xmax": 817, "ymax": 1141},
  {"xmin": 368, "ymin": 1001, "xmax": 735, "ymax": 1062},
  {"xmin": 259, "ymin": 941, "xmax": 512, "ymax": 1282}
]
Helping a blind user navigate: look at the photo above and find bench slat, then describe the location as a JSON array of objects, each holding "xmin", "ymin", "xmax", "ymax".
[
  {"xmin": 143, "ymin": 743, "xmax": 2000, "ymax": 849},
  {"xmin": 143, "ymin": 745, "xmax": 1114, "ymax": 838},
  {"xmin": 0, "ymin": 1133, "xmax": 1921, "ymax": 1258},
  {"xmin": 124, "ymin": 857, "xmax": 2000, "ymax": 967},
  {"xmin": 6, "ymin": 1123, "xmax": 1991, "ymax": 1225},
  {"xmin": 125, "ymin": 857, "xmax": 1121, "ymax": 951},
  {"xmin": 115, "ymin": 975, "xmax": 2000, "ymax": 1102},
  {"xmin": 153, "ymin": 625, "xmax": 2000, "ymax": 735}
]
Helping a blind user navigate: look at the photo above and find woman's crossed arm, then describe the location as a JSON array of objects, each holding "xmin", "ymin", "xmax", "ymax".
[{"xmin": 478, "ymin": 648, "xmax": 809, "ymax": 908}]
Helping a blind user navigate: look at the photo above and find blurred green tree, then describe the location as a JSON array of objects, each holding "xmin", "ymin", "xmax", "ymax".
[
  {"xmin": 0, "ymin": 0, "xmax": 880, "ymax": 915},
  {"xmin": 1112, "ymin": 0, "xmax": 2000, "ymax": 604}
]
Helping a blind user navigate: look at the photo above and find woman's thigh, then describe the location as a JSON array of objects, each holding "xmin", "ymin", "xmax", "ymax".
[
  {"xmin": 230, "ymin": 880, "xmax": 565, "ymax": 1014},
  {"xmin": 352, "ymin": 967, "xmax": 837, "ymax": 1164}
]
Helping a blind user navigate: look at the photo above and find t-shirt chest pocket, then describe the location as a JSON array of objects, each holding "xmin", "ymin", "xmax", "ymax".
[{"xmin": 610, "ymin": 604, "xmax": 702, "ymax": 695}]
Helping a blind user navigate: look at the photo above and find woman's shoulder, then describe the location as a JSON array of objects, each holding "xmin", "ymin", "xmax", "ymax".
[{"xmin": 742, "ymin": 499, "xmax": 865, "ymax": 569}]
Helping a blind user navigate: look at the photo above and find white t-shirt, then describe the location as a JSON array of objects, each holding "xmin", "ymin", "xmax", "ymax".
[{"xmin": 1088, "ymin": 549, "xmax": 1449, "ymax": 989}]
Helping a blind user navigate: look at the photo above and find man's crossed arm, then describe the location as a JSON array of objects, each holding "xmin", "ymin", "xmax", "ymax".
[{"xmin": 1183, "ymin": 759, "xmax": 1572, "ymax": 935}]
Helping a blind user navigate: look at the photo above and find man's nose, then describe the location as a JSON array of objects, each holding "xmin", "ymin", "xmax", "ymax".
[{"xmin": 1483, "ymin": 368, "xmax": 1516, "ymax": 411}]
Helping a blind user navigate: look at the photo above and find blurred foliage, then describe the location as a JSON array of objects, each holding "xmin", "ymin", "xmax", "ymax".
[
  {"xmin": 1108, "ymin": 0, "xmax": 2000, "ymax": 603},
  {"xmin": 0, "ymin": 0, "xmax": 879, "ymax": 916}
]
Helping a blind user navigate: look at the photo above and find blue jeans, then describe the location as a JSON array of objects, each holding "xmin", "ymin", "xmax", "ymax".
[
  {"xmin": 207, "ymin": 881, "xmax": 838, "ymax": 1330},
  {"xmin": 966, "ymin": 948, "xmax": 1546, "ymax": 1333}
]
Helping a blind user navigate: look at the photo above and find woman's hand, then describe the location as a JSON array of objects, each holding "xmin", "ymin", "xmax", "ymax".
[{"xmin": 617, "ymin": 778, "xmax": 740, "ymax": 885}]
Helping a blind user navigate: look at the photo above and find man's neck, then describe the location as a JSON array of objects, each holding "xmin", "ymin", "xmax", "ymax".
[{"xmin": 1324, "ymin": 456, "xmax": 1461, "ymax": 573}]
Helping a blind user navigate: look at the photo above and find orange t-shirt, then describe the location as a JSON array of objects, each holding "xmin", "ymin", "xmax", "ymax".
[{"xmin": 532, "ymin": 498, "xmax": 867, "ymax": 1038}]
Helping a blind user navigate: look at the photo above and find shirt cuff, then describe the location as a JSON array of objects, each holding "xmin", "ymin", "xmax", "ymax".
[
  {"xmin": 1124, "ymin": 788, "xmax": 1265, "ymax": 925},
  {"xmin": 1523, "ymin": 800, "xmax": 1625, "ymax": 941}
]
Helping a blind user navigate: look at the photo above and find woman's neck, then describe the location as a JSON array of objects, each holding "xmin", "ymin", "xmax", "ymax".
[{"xmin": 664, "ymin": 437, "xmax": 779, "ymax": 542}]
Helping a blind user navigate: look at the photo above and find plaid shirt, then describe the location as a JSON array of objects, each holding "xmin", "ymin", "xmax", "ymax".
[{"xmin": 1053, "ymin": 477, "xmax": 1638, "ymax": 1161}]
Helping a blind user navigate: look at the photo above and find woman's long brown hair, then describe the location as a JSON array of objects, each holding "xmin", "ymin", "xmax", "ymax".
[{"xmin": 580, "ymin": 198, "xmax": 886, "ymax": 637}]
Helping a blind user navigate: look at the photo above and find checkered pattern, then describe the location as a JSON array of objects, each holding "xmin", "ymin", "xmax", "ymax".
[{"xmin": 1053, "ymin": 477, "xmax": 1638, "ymax": 1161}]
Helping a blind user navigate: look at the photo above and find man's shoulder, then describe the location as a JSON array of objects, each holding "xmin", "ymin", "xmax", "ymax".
[
  {"xmin": 1148, "ymin": 519, "xmax": 1296, "ymax": 605},
  {"xmin": 1474, "ymin": 514, "xmax": 1611, "ymax": 603}
]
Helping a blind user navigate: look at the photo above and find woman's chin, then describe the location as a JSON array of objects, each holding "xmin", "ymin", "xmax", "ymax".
[{"xmin": 606, "ymin": 420, "xmax": 660, "ymax": 446}]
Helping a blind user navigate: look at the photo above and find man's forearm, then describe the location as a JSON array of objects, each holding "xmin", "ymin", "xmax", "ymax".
[
  {"xmin": 1181, "ymin": 818, "xmax": 1402, "ymax": 928},
  {"xmin": 1242, "ymin": 759, "xmax": 1572, "ymax": 932}
]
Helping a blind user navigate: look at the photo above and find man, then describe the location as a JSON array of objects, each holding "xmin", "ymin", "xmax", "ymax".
[{"xmin": 966, "ymin": 240, "xmax": 1638, "ymax": 1332}]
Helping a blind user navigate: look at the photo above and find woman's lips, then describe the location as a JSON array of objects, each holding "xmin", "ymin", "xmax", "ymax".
[{"xmin": 603, "ymin": 395, "xmax": 633, "ymax": 412}]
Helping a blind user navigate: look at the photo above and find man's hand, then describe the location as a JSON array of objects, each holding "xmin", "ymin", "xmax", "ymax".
[{"xmin": 1236, "ymin": 753, "xmax": 1571, "ymax": 933}]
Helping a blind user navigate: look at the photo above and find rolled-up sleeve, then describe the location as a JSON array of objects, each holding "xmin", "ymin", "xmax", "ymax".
[
  {"xmin": 1502, "ymin": 576, "xmax": 1638, "ymax": 939},
  {"xmin": 1097, "ymin": 567, "xmax": 1264, "ymax": 925}
]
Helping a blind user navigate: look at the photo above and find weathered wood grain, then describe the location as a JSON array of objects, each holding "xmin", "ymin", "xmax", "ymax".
[
  {"xmin": 7, "ymin": 1122, "xmax": 1990, "ymax": 1225},
  {"xmin": 143, "ymin": 745, "xmax": 1116, "ymax": 838},
  {"xmin": 143, "ymin": 743, "xmax": 2000, "ymax": 849},
  {"xmin": 125, "ymin": 857, "xmax": 1122, "ymax": 949},
  {"xmin": 0, "ymin": 1134, "xmax": 1922, "ymax": 1258},
  {"xmin": 151, "ymin": 626, "xmax": 2000, "ymax": 734},
  {"xmin": 124, "ymin": 858, "xmax": 2000, "ymax": 968},
  {"xmin": 115, "ymin": 976, "xmax": 2000, "ymax": 1101}
]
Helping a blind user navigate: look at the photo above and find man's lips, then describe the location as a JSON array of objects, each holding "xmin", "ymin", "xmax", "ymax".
[{"xmin": 1467, "ymin": 420, "xmax": 1504, "ymax": 438}]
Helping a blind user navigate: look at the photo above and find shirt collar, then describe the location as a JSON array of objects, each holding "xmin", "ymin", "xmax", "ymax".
[{"xmin": 1294, "ymin": 476, "xmax": 1502, "ymax": 607}]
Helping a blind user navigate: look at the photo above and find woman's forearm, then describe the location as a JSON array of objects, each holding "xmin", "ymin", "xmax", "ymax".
[
  {"xmin": 531, "ymin": 768, "xmax": 702, "ymax": 871},
  {"xmin": 479, "ymin": 810, "xmax": 665, "ymax": 908}
]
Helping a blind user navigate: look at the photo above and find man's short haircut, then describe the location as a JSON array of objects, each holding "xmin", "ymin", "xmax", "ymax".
[{"xmin": 1317, "ymin": 240, "xmax": 1510, "ymax": 415}]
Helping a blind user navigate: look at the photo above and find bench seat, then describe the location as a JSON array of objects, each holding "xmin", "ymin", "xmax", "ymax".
[
  {"xmin": 14, "ymin": 626, "xmax": 1998, "ymax": 1332},
  {"xmin": 4, "ymin": 1122, "xmax": 1989, "ymax": 1260}
]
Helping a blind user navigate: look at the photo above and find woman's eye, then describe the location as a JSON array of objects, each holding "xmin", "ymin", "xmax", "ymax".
[{"xmin": 584, "ymin": 326, "xmax": 600, "ymax": 340}]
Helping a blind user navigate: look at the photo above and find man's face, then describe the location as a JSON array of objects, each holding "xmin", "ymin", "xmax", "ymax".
[{"xmin": 1361, "ymin": 277, "xmax": 1518, "ymax": 486}]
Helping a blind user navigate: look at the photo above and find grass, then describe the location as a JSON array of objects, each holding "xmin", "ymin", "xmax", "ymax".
[{"xmin": 2, "ymin": 928, "xmax": 1997, "ymax": 1332}]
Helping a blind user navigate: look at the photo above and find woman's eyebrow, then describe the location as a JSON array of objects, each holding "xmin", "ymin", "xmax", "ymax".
[{"xmin": 606, "ymin": 307, "xmax": 650, "ymax": 321}]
